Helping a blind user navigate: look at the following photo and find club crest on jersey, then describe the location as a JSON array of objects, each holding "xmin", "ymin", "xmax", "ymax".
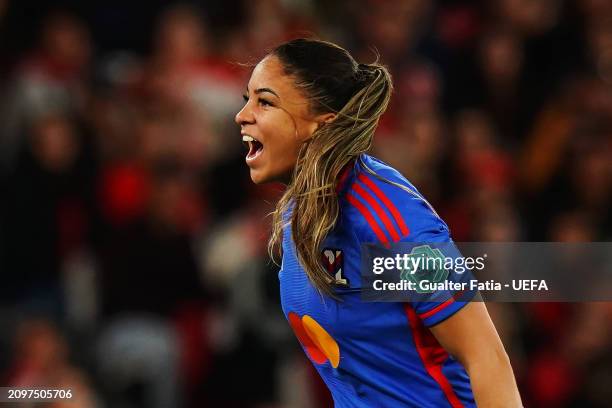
[{"xmin": 322, "ymin": 248, "xmax": 349, "ymax": 286}]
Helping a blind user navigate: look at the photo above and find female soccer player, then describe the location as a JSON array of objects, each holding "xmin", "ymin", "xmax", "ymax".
[{"xmin": 236, "ymin": 38, "xmax": 522, "ymax": 407}]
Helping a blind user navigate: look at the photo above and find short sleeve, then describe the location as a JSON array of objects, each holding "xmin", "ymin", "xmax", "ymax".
[
  {"xmin": 344, "ymin": 164, "xmax": 477, "ymax": 327},
  {"xmin": 402, "ymin": 220, "xmax": 477, "ymax": 328}
]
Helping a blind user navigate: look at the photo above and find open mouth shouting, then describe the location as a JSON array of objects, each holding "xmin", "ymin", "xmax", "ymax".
[{"xmin": 242, "ymin": 134, "xmax": 264, "ymax": 163}]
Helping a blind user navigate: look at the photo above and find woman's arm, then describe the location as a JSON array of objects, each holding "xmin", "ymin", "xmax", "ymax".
[{"xmin": 430, "ymin": 302, "xmax": 523, "ymax": 408}]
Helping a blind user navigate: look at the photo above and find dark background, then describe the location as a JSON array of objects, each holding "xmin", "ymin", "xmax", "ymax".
[{"xmin": 0, "ymin": 0, "xmax": 610, "ymax": 407}]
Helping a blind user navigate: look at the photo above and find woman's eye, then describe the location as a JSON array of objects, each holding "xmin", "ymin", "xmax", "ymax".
[{"xmin": 242, "ymin": 94, "xmax": 273, "ymax": 107}]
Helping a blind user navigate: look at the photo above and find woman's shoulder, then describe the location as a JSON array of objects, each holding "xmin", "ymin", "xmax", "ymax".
[{"xmin": 338, "ymin": 154, "xmax": 450, "ymax": 244}]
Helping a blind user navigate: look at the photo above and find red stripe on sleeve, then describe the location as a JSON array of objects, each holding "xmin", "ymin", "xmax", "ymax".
[
  {"xmin": 418, "ymin": 297, "xmax": 456, "ymax": 320},
  {"xmin": 346, "ymin": 192, "xmax": 390, "ymax": 247},
  {"xmin": 419, "ymin": 290, "xmax": 466, "ymax": 320},
  {"xmin": 351, "ymin": 182, "xmax": 401, "ymax": 242},
  {"xmin": 358, "ymin": 173, "xmax": 410, "ymax": 237},
  {"xmin": 403, "ymin": 304, "xmax": 465, "ymax": 408}
]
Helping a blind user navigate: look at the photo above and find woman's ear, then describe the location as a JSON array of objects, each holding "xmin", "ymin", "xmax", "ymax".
[
  {"xmin": 317, "ymin": 112, "xmax": 337, "ymax": 128},
  {"xmin": 303, "ymin": 112, "xmax": 337, "ymax": 141}
]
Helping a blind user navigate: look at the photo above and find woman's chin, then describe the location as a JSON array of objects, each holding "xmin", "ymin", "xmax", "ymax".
[
  {"xmin": 250, "ymin": 168, "xmax": 290, "ymax": 185},
  {"xmin": 249, "ymin": 168, "xmax": 268, "ymax": 184}
]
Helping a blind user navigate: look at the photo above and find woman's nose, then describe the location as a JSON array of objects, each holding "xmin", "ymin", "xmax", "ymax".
[{"xmin": 235, "ymin": 103, "xmax": 254, "ymax": 126}]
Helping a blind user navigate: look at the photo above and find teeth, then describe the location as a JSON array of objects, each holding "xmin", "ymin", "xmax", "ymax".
[{"xmin": 242, "ymin": 135, "xmax": 256, "ymax": 142}]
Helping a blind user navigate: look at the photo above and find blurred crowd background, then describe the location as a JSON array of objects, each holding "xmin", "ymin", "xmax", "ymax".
[{"xmin": 0, "ymin": 0, "xmax": 610, "ymax": 407}]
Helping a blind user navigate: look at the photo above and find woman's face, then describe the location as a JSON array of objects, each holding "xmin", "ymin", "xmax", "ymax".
[{"xmin": 235, "ymin": 56, "xmax": 323, "ymax": 184}]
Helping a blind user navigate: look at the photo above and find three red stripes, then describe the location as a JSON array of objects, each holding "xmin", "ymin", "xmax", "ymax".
[
  {"xmin": 358, "ymin": 173, "xmax": 409, "ymax": 236},
  {"xmin": 346, "ymin": 173, "xmax": 410, "ymax": 244}
]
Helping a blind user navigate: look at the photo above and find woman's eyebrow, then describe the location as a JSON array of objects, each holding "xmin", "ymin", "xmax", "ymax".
[{"xmin": 254, "ymin": 87, "xmax": 280, "ymax": 98}]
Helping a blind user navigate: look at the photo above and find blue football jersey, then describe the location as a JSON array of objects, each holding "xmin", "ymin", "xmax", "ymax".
[{"xmin": 279, "ymin": 154, "xmax": 476, "ymax": 407}]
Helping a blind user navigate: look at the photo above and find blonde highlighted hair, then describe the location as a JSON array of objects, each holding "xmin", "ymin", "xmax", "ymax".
[{"xmin": 267, "ymin": 38, "xmax": 393, "ymax": 296}]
